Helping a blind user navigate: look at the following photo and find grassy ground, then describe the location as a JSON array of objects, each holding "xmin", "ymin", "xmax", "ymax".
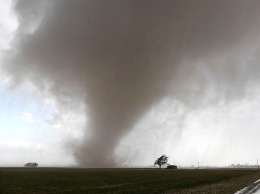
[{"xmin": 0, "ymin": 168, "xmax": 260, "ymax": 193}]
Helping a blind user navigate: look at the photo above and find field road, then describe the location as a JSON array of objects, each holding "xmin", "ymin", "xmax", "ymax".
[{"xmin": 235, "ymin": 179, "xmax": 260, "ymax": 194}]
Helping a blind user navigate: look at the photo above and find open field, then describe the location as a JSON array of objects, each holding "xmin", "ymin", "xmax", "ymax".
[{"xmin": 0, "ymin": 168, "xmax": 260, "ymax": 193}]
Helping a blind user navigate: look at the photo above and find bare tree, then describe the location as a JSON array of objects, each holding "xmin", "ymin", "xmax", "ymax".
[{"xmin": 154, "ymin": 155, "xmax": 168, "ymax": 169}]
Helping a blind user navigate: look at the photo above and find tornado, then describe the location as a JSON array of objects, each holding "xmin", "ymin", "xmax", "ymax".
[{"xmin": 2, "ymin": 0, "xmax": 260, "ymax": 167}]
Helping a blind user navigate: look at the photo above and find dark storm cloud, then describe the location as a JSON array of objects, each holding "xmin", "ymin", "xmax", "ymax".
[{"xmin": 3, "ymin": 0, "xmax": 260, "ymax": 166}]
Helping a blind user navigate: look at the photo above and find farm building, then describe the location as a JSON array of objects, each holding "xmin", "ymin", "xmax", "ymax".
[{"xmin": 166, "ymin": 165, "xmax": 177, "ymax": 169}]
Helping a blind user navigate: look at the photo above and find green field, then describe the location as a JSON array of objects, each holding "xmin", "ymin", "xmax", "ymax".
[{"xmin": 0, "ymin": 168, "xmax": 260, "ymax": 193}]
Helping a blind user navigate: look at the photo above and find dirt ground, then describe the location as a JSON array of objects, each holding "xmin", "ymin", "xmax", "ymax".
[{"xmin": 1, "ymin": 168, "xmax": 260, "ymax": 193}]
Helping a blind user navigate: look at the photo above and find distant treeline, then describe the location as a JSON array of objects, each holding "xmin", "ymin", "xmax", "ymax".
[
  {"xmin": 229, "ymin": 163, "xmax": 259, "ymax": 168},
  {"xmin": 24, "ymin": 162, "xmax": 38, "ymax": 167}
]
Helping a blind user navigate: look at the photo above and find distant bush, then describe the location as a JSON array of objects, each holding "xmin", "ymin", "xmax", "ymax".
[{"xmin": 24, "ymin": 162, "xmax": 38, "ymax": 167}]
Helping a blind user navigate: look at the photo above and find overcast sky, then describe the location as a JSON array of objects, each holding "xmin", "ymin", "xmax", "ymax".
[{"xmin": 1, "ymin": 0, "xmax": 260, "ymax": 167}]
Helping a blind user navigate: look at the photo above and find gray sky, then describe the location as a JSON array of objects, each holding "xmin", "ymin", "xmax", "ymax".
[{"xmin": 1, "ymin": 0, "xmax": 260, "ymax": 167}]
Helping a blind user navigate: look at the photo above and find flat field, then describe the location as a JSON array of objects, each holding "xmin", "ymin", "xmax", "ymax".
[{"xmin": 0, "ymin": 168, "xmax": 260, "ymax": 193}]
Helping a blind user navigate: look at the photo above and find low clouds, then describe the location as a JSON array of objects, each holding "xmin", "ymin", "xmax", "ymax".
[{"xmin": 0, "ymin": 0, "xmax": 18, "ymax": 50}]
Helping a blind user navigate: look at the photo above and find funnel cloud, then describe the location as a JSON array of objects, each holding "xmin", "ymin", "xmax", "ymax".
[{"xmin": 2, "ymin": 0, "xmax": 260, "ymax": 167}]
